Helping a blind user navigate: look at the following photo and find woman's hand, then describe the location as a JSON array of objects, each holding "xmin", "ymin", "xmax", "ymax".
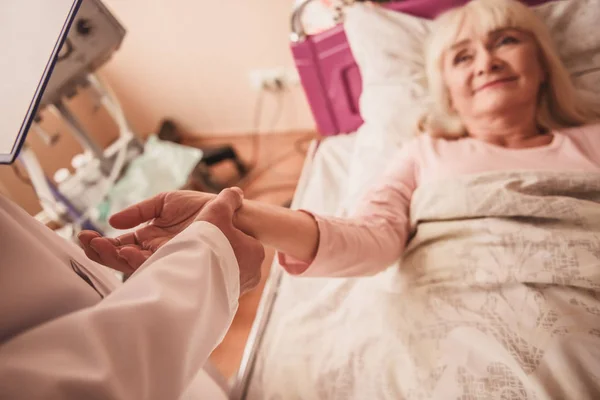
[
  {"xmin": 79, "ymin": 186, "xmax": 320, "ymax": 277},
  {"xmin": 79, "ymin": 190, "xmax": 217, "ymax": 274}
]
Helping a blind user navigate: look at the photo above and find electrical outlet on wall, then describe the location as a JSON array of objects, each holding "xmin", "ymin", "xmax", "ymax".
[{"xmin": 249, "ymin": 67, "xmax": 300, "ymax": 91}]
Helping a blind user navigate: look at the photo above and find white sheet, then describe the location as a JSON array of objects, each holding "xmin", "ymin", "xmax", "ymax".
[
  {"xmin": 230, "ymin": 134, "xmax": 358, "ymax": 400},
  {"xmin": 244, "ymin": 129, "xmax": 410, "ymax": 399},
  {"xmin": 247, "ymin": 166, "xmax": 600, "ymax": 399},
  {"xmin": 257, "ymin": 133, "xmax": 357, "ymax": 314},
  {"xmin": 243, "ymin": 132, "xmax": 386, "ymax": 399}
]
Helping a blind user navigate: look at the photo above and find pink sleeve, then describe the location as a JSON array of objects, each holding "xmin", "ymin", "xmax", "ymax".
[{"xmin": 279, "ymin": 144, "xmax": 418, "ymax": 277}]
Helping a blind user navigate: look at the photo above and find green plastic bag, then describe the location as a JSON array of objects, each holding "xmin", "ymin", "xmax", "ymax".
[{"xmin": 97, "ymin": 135, "xmax": 203, "ymax": 236}]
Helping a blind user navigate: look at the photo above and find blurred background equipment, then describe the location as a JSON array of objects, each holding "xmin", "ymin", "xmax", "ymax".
[
  {"xmin": 39, "ymin": 0, "xmax": 125, "ymax": 108},
  {"xmin": 17, "ymin": 0, "xmax": 262, "ymax": 240},
  {"xmin": 157, "ymin": 119, "xmax": 249, "ymax": 194},
  {"xmin": 17, "ymin": 0, "xmax": 143, "ymax": 238}
]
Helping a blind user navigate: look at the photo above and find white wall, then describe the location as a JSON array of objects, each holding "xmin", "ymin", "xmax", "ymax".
[{"xmin": 99, "ymin": 0, "xmax": 316, "ymax": 136}]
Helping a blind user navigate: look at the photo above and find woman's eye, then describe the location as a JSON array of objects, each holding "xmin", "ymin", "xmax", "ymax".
[
  {"xmin": 454, "ymin": 53, "xmax": 472, "ymax": 65},
  {"xmin": 497, "ymin": 35, "xmax": 519, "ymax": 46}
]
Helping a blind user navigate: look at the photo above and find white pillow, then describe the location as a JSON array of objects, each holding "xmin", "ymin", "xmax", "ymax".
[
  {"xmin": 340, "ymin": 0, "xmax": 600, "ymax": 215},
  {"xmin": 534, "ymin": 0, "xmax": 600, "ymax": 104},
  {"xmin": 340, "ymin": 4, "xmax": 429, "ymax": 215}
]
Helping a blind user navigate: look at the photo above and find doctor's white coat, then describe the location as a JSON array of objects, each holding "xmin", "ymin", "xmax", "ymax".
[{"xmin": 0, "ymin": 194, "xmax": 240, "ymax": 399}]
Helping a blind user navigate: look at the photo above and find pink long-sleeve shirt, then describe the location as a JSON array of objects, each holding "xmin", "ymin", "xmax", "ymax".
[{"xmin": 279, "ymin": 123, "xmax": 600, "ymax": 277}]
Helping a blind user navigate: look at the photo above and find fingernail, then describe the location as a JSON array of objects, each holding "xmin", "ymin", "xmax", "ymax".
[{"xmin": 118, "ymin": 255, "xmax": 128, "ymax": 263}]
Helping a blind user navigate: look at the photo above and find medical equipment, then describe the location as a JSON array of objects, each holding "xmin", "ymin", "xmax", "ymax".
[
  {"xmin": 230, "ymin": 0, "xmax": 600, "ymax": 398},
  {"xmin": 0, "ymin": 0, "xmax": 79, "ymax": 164},
  {"xmin": 39, "ymin": 0, "xmax": 125, "ymax": 108},
  {"xmin": 0, "ymin": 0, "xmax": 85, "ymax": 228},
  {"xmin": 4, "ymin": 0, "xmax": 246, "ymax": 236},
  {"xmin": 37, "ymin": 0, "xmax": 137, "ymax": 177},
  {"xmin": 46, "ymin": 72, "xmax": 143, "ymax": 231},
  {"xmin": 2, "ymin": 0, "xmax": 144, "ymax": 233}
]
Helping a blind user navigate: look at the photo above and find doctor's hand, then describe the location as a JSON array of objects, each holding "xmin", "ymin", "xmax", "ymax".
[
  {"xmin": 79, "ymin": 188, "xmax": 265, "ymax": 294},
  {"xmin": 79, "ymin": 190, "xmax": 215, "ymax": 275},
  {"xmin": 192, "ymin": 187, "xmax": 265, "ymax": 294}
]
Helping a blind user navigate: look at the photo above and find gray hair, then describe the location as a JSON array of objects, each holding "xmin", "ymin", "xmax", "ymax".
[{"xmin": 418, "ymin": 0, "xmax": 598, "ymax": 138}]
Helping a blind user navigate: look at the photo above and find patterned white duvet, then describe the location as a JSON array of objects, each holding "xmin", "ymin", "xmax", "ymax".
[{"xmin": 247, "ymin": 171, "xmax": 600, "ymax": 399}]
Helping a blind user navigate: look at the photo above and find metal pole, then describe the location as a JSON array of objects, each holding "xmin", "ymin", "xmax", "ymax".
[
  {"xmin": 53, "ymin": 100, "xmax": 112, "ymax": 176},
  {"xmin": 30, "ymin": 122, "xmax": 60, "ymax": 146}
]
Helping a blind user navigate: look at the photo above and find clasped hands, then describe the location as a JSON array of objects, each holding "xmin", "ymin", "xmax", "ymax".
[{"xmin": 78, "ymin": 188, "xmax": 264, "ymax": 295}]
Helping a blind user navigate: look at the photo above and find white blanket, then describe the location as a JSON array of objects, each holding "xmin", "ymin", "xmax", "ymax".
[{"xmin": 247, "ymin": 170, "xmax": 600, "ymax": 400}]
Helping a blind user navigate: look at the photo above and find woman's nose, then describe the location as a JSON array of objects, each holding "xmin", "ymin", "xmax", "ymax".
[{"xmin": 476, "ymin": 52, "xmax": 503, "ymax": 76}]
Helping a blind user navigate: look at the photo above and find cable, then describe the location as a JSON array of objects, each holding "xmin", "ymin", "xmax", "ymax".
[
  {"xmin": 248, "ymin": 89, "xmax": 266, "ymax": 170},
  {"xmin": 263, "ymin": 131, "xmax": 314, "ymax": 182},
  {"xmin": 248, "ymin": 83, "xmax": 288, "ymax": 172},
  {"xmin": 256, "ymin": 133, "xmax": 313, "ymax": 179},
  {"xmin": 268, "ymin": 90, "xmax": 285, "ymax": 132},
  {"xmin": 256, "ymin": 89, "xmax": 320, "ymax": 182},
  {"xmin": 236, "ymin": 149, "xmax": 294, "ymax": 189},
  {"xmin": 236, "ymin": 133, "xmax": 314, "ymax": 193},
  {"xmin": 260, "ymin": 90, "xmax": 286, "ymax": 173},
  {"xmin": 234, "ymin": 87, "xmax": 290, "ymax": 189},
  {"xmin": 248, "ymin": 87, "xmax": 285, "ymax": 168},
  {"xmin": 201, "ymin": 85, "xmax": 311, "ymax": 193}
]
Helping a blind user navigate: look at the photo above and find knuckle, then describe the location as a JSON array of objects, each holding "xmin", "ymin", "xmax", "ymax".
[
  {"xmin": 207, "ymin": 202, "xmax": 228, "ymax": 216},
  {"xmin": 222, "ymin": 187, "xmax": 238, "ymax": 197},
  {"xmin": 197, "ymin": 210, "xmax": 226, "ymax": 227},
  {"xmin": 229, "ymin": 186, "xmax": 243, "ymax": 196},
  {"xmin": 157, "ymin": 191, "xmax": 171, "ymax": 201}
]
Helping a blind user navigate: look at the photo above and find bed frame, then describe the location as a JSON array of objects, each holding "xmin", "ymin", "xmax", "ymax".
[{"xmin": 229, "ymin": 0, "xmax": 554, "ymax": 398}]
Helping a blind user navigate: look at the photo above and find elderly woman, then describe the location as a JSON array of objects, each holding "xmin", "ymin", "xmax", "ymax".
[
  {"xmin": 225, "ymin": 0, "xmax": 600, "ymax": 278},
  {"xmin": 87, "ymin": 0, "xmax": 600, "ymax": 280},
  {"xmin": 85, "ymin": 0, "xmax": 600, "ymax": 397}
]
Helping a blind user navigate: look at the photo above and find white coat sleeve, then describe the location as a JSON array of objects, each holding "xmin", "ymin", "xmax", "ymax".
[{"xmin": 0, "ymin": 221, "xmax": 240, "ymax": 400}]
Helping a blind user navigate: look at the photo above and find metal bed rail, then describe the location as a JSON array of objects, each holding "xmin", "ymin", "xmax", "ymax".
[{"xmin": 229, "ymin": 139, "xmax": 321, "ymax": 400}]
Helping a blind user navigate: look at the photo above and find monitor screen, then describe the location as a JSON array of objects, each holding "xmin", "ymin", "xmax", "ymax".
[{"xmin": 0, "ymin": 0, "xmax": 81, "ymax": 164}]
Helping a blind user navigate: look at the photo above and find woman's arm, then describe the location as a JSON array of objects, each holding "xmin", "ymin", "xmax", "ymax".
[
  {"xmin": 234, "ymin": 144, "xmax": 419, "ymax": 277},
  {"xmin": 234, "ymin": 200, "xmax": 319, "ymax": 264}
]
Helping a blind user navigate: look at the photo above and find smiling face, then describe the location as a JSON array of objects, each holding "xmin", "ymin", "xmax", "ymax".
[
  {"xmin": 442, "ymin": 24, "xmax": 546, "ymax": 126},
  {"xmin": 422, "ymin": 0, "xmax": 592, "ymax": 139}
]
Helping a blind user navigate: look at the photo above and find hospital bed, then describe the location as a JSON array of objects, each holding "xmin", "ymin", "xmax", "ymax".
[{"xmin": 229, "ymin": 0, "xmax": 600, "ymax": 398}]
